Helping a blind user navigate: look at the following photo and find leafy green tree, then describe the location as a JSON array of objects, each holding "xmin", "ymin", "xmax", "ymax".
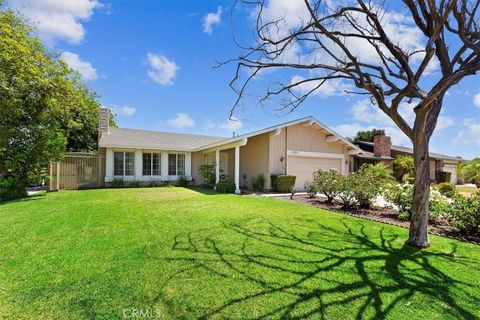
[
  {"xmin": 393, "ymin": 156, "xmax": 415, "ymax": 182},
  {"xmin": 351, "ymin": 129, "xmax": 386, "ymax": 143},
  {"xmin": 459, "ymin": 158, "xmax": 480, "ymax": 186},
  {"xmin": 0, "ymin": 7, "xmax": 101, "ymax": 199}
]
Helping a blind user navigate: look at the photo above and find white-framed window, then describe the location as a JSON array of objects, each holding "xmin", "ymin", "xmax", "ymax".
[
  {"xmin": 168, "ymin": 154, "xmax": 185, "ymax": 176},
  {"xmin": 143, "ymin": 152, "xmax": 161, "ymax": 176},
  {"xmin": 114, "ymin": 151, "xmax": 135, "ymax": 176}
]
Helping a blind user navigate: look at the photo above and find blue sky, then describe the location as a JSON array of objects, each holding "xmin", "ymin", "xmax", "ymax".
[{"xmin": 10, "ymin": 0, "xmax": 480, "ymax": 159}]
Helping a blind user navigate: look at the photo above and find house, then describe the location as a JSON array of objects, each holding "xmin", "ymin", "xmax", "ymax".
[
  {"xmin": 97, "ymin": 108, "xmax": 362, "ymax": 192},
  {"xmin": 354, "ymin": 135, "xmax": 464, "ymax": 184}
]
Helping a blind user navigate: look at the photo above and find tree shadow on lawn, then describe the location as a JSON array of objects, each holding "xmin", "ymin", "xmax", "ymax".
[{"xmin": 163, "ymin": 217, "xmax": 479, "ymax": 319}]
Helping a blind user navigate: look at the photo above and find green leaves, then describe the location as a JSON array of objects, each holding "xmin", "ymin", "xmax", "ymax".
[{"xmin": 0, "ymin": 8, "xmax": 100, "ymax": 200}]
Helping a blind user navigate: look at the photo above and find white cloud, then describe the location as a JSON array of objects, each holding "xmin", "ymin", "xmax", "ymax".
[
  {"xmin": 473, "ymin": 93, "xmax": 480, "ymax": 108},
  {"xmin": 203, "ymin": 6, "xmax": 222, "ymax": 34},
  {"xmin": 254, "ymin": 2, "xmax": 427, "ymax": 70},
  {"xmin": 453, "ymin": 119, "xmax": 480, "ymax": 146},
  {"xmin": 60, "ymin": 51, "xmax": 97, "ymax": 81},
  {"xmin": 206, "ymin": 117, "xmax": 243, "ymax": 132},
  {"xmin": 10, "ymin": 0, "xmax": 100, "ymax": 44},
  {"xmin": 436, "ymin": 115, "xmax": 455, "ymax": 131},
  {"xmin": 147, "ymin": 53, "xmax": 179, "ymax": 86},
  {"xmin": 113, "ymin": 105, "xmax": 136, "ymax": 116},
  {"xmin": 167, "ymin": 113, "xmax": 195, "ymax": 128}
]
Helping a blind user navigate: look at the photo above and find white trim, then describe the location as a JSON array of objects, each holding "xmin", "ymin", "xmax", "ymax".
[
  {"xmin": 215, "ymin": 150, "xmax": 220, "ymax": 184},
  {"xmin": 270, "ymin": 128, "xmax": 282, "ymax": 136},
  {"xmin": 326, "ymin": 135, "xmax": 340, "ymax": 143},
  {"xmin": 195, "ymin": 116, "xmax": 360, "ymax": 152},
  {"xmin": 201, "ymin": 137, "xmax": 248, "ymax": 153},
  {"xmin": 234, "ymin": 145, "xmax": 240, "ymax": 194},
  {"xmin": 302, "ymin": 119, "xmax": 314, "ymax": 127},
  {"xmin": 287, "ymin": 150, "xmax": 347, "ymax": 175}
]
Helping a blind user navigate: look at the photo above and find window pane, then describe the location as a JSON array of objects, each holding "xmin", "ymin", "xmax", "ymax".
[
  {"xmin": 153, "ymin": 153, "xmax": 161, "ymax": 175},
  {"xmin": 143, "ymin": 153, "xmax": 152, "ymax": 175},
  {"xmin": 168, "ymin": 154, "xmax": 177, "ymax": 175},
  {"xmin": 177, "ymin": 154, "xmax": 185, "ymax": 175},
  {"xmin": 125, "ymin": 152, "xmax": 135, "ymax": 175},
  {"xmin": 114, "ymin": 152, "xmax": 124, "ymax": 175}
]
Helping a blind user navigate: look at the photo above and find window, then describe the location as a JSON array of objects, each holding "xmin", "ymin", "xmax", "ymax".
[
  {"xmin": 113, "ymin": 151, "xmax": 135, "ymax": 176},
  {"xmin": 168, "ymin": 154, "xmax": 186, "ymax": 176},
  {"xmin": 143, "ymin": 152, "xmax": 161, "ymax": 176}
]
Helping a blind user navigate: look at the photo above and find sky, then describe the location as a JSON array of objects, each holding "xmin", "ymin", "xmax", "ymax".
[{"xmin": 8, "ymin": 0, "xmax": 480, "ymax": 159}]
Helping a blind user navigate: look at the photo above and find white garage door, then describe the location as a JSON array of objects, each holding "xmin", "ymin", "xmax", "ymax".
[{"xmin": 287, "ymin": 155, "xmax": 342, "ymax": 191}]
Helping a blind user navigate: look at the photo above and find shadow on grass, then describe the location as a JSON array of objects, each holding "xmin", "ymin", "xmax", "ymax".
[{"xmin": 165, "ymin": 217, "xmax": 478, "ymax": 319}]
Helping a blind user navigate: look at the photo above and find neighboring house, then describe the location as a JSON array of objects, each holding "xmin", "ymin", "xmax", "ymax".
[
  {"xmin": 98, "ymin": 108, "xmax": 362, "ymax": 192},
  {"xmin": 354, "ymin": 135, "xmax": 464, "ymax": 184}
]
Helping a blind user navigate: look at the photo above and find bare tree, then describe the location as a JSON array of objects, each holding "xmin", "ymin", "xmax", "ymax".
[{"xmin": 228, "ymin": 0, "xmax": 480, "ymax": 247}]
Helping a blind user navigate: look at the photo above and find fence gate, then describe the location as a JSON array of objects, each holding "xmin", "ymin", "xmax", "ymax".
[{"xmin": 49, "ymin": 153, "xmax": 105, "ymax": 191}]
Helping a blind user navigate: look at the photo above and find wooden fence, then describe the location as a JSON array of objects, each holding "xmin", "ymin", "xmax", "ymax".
[{"xmin": 49, "ymin": 152, "xmax": 105, "ymax": 191}]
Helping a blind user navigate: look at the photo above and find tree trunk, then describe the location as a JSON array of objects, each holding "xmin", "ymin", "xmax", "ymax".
[{"xmin": 406, "ymin": 130, "xmax": 431, "ymax": 248}]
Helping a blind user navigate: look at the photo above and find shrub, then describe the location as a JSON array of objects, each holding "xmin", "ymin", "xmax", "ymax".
[
  {"xmin": 337, "ymin": 174, "xmax": 358, "ymax": 209},
  {"xmin": 199, "ymin": 164, "xmax": 216, "ymax": 187},
  {"xmin": 351, "ymin": 172, "xmax": 381, "ymax": 208},
  {"xmin": 429, "ymin": 190, "xmax": 454, "ymax": 222},
  {"xmin": 383, "ymin": 183, "xmax": 414, "ymax": 217},
  {"xmin": 251, "ymin": 174, "xmax": 266, "ymax": 192},
  {"xmin": 270, "ymin": 174, "xmax": 278, "ymax": 191},
  {"xmin": 458, "ymin": 158, "xmax": 480, "ymax": 184},
  {"xmin": 111, "ymin": 178, "xmax": 124, "ymax": 188},
  {"xmin": 216, "ymin": 180, "xmax": 236, "ymax": 193},
  {"xmin": 304, "ymin": 181, "xmax": 317, "ymax": 198},
  {"xmin": 433, "ymin": 182, "xmax": 456, "ymax": 198},
  {"xmin": 148, "ymin": 181, "xmax": 158, "ymax": 187},
  {"xmin": 129, "ymin": 181, "xmax": 140, "ymax": 188},
  {"xmin": 450, "ymin": 195, "xmax": 480, "ymax": 236},
  {"xmin": 176, "ymin": 175, "xmax": 189, "ymax": 187},
  {"xmin": 312, "ymin": 169, "xmax": 341, "ymax": 203},
  {"xmin": 393, "ymin": 155, "xmax": 414, "ymax": 181},
  {"xmin": 0, "ymin": 177, "xmax": 28, "ymax": 201},
  {"xmin": 359, "ymin": 163, "xmax": 394, "ymax": 184},
  {"xmin": 276, "ymin": 175, "xmax": 296, "ymax": 193}
]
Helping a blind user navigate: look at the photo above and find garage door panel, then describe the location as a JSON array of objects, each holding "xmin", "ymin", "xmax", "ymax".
[{"xmin": 287, "ymin": 156, "xmax": 341, "ymax": 190}]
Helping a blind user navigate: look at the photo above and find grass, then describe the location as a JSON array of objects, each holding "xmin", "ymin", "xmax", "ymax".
[
  {"xmin": 0, "ymin": 187, "xmax": 479, "ymax": 319},
  {"xmin": 456, "ymin": 185, "xmax": 478, "ymax": 196}
]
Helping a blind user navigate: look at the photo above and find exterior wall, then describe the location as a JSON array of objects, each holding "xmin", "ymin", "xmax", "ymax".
[
  {"xmin": 269, "ymin": 129, "xmax": 287, "ymax": 175},
  {"xmin": 240, "ymin": 133, "xmax": 269, "ymax": 188},
  {"xmin": 104, "ymin": 147, "xmax": 192, "ymax": 183},
  {"xmin": 286, "ymin": 124, "xmax": 344, "ymax": 154},
  {"xmin": 429, "ymin": 160, "xmax": 436, "ymax": 181},
  {"xmin": 191, "ymin": 151, "xmax": 206, "ymax": 185}
]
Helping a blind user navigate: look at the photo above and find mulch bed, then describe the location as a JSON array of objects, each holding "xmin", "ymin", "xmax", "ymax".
[{"xmin": 281, "ymin": 194, "xmax": 480, "ymax": 245}]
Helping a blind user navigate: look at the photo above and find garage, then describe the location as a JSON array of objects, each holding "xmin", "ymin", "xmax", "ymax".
[{"xmin": 287, "ymin": 153, "xmax": 342, "ymax": 190}]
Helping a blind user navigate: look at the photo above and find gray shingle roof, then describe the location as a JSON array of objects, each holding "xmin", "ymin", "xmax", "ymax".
[
  {"xmin": 99, "ymin": 128, "xmax": 226, "ymax": 151},
  {"xmin": 356, "ymin": 141, "xmax": 464, "ymax": 162}
]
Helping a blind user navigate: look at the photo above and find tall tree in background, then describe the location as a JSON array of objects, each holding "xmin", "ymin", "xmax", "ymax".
[
  {"xmin": 351, "ymin": 129, "xmax": 386, "ymax": 143},
  {"xmin": 0, "ymin": 7, "xmax": 101, "ymax": 199},
  {"xmin": 229, "ymin": 0, "xmax": 480, "ymax": 247}
]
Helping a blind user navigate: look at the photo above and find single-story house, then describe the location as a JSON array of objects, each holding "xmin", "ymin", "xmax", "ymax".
[
  {"xmin": 97, "ymin": 108, "xmax": 362, "ymax": 192},
  {"xmin": 354, "ymin": 136, "xmax": 465, "ymax": 184}
]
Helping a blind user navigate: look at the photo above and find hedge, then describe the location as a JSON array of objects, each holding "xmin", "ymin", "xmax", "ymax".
[{"xmin": 274, "ymin": 175, "xmax": 296, "ymax": 193}]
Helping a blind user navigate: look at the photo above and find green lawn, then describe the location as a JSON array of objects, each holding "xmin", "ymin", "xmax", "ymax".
[
  {"xmin": 0, "ymin": 188, "xmax": 478, "ymax": 319},
  {"xmin": 456, "ymin": 185, "xmax": 478, "ymax": 196}
]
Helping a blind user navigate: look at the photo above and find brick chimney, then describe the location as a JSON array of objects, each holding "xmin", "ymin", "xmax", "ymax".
[
  {"xmin": 373, "ymin": 134, "xmax": 391, "ymax": 157},
  {"xmin": 98, "ymin": 107, "xmax": 110, "ymax": 139}
]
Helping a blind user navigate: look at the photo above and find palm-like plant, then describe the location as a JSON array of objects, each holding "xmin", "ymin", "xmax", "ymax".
[
  {"xmin": 459, "ymin": 158, "xmax": 480, "ymax": 187},
  {"xmin": 359, "ymin": 163, "xmax": 395, "ymax": 184}
]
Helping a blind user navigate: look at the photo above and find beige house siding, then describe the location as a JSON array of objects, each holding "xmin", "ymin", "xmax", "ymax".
[
  {"xmin": 286, "ymin": 124, "xmax": 344, "ymax": 154},
  {"xmin": 191, "ymin": 151, "xmax": 205, "ymax": 185},
  {"xmin": 269, "ymin": 129, "xmax": 287, "ymax": 176},
  {"xmin": 429, "ymin": 160, "xmax": 436, "ymax": 181},
  {"xmin": 240, "ymin": 133, "xmax": 269, "ymax": 188}
]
